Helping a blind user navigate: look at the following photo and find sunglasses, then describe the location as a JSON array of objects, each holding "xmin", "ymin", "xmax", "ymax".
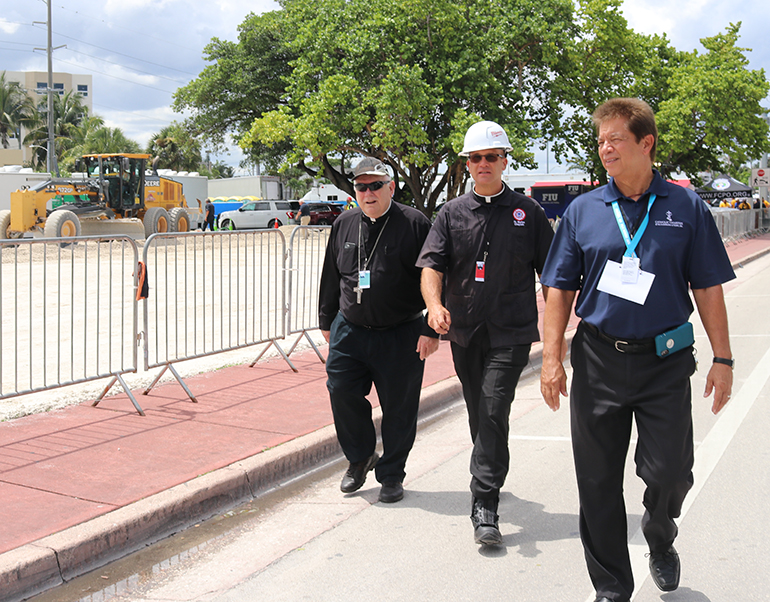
[
  {"xmin": 468, "ymin": 153, "xmax": 505, "ymax": 164},
  {"xmin": 354, "ymin": 180, "xmax": 389, "ymax": 192}
]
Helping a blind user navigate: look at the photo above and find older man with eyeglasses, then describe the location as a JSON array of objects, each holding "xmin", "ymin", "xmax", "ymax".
[
  {"xmin": 417, "ymin": 121, "xmax": 555, "ymax": 545},
  {"xmin": 319, "ymin": 157, "xmax": 439, "ymax": 504}
]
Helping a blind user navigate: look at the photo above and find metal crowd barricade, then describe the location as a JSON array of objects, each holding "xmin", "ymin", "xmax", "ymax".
[
  {"xmin": 709, "ymin": 208, "xmax": 766, "ymax": 243},
  {"xmin": 284, "ymin": 225, "xmax": 331, "ymax": 364},
  {"xmin": 141, "ymin": 229, "xmax": 288, "ymax": 398},
  {"xmin": 0, "ymin": 236, "xmax": 143, "ymax": 413}
]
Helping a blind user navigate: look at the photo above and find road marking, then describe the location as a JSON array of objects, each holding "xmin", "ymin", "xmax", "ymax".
[{"xmin": 581, "ymin": 342, "xmax": 770, "ymax": 602}]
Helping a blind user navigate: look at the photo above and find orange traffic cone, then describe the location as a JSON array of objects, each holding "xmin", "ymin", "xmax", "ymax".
[{"xmin": 274, "ymin": 220, "xmax": 279, "ymax": 229}]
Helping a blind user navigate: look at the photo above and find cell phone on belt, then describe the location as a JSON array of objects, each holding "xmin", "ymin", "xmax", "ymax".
[{"xmin": 655, "ymin": 322, "xmax": 695, "ymax": 358}]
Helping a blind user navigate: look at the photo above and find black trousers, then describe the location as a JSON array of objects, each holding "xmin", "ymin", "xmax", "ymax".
[
  {"xmin": 326, "ymin": 313, "xmax": 425, "ymax": 484},
  {"xmin": 202, "ymin": 218, "xmax": 215, "ymax": 231},
  {"xmin": 451, "ymin": 328, "xmax": 531, "ymax": 499},
  {"xmin": 571, "ymin": 321, "xmax": 696, "ymax": 601}
]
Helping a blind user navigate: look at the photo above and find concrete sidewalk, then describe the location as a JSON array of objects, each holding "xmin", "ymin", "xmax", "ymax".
[{"xmin": 1, "ymin": 231, "xmax": 769, "ymax": 602}]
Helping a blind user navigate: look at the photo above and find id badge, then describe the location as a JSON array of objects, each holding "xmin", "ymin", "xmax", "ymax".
[
  {"xmin": 358, "ymin": 270, "xmax": 371, "ymax": 289},
  {"xmin": 621, "ymin": 256, "xmax": 640, "ymax": 284},
  {"xmin": 475, "ymin": 261, "xmax": 485, "ymax": 282}
]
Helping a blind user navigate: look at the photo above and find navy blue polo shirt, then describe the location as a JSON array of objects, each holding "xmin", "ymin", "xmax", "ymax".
[{"xmin": 540, "ymin": 170, "xmax": 735, "ymax": 339}]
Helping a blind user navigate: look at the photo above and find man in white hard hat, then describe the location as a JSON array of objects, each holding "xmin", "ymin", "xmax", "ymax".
[{"xmin": 417, "ymin": 121, "xmax": 555, "ymax": 545}]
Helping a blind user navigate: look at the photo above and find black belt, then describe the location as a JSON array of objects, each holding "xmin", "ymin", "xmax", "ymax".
[
  {"xmin": 358, "ymin": 312, "xmax": 424, "ymax": 331},
  {"xmin": 582, "ymin": 321, "xmax": 655, "ymax": 354}
]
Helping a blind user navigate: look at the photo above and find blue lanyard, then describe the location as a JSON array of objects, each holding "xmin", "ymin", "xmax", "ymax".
[{"xmin": 611, "ymin": 194, "xmax": 656, "ymax": 258}]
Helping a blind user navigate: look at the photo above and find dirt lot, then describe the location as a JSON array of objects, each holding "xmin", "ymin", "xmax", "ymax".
[{"xmin": 0, "ymin": 226, "xmax": 329, "ymax": 421}]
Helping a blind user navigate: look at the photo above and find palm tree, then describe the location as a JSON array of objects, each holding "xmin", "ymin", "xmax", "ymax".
[
  {"xmin": 147, "ymin": 122, "xmax": 202, "ymax": 171},
  {"xmin": 24, "ymin": 90, "xmax": 89, "ymax": 168},
  {"xmin": 0, "ymin": 71, "xmax": 40, "ymax": 149},
  {"xmin": 60, "ymin": 121, "xmax": 142, "ymax": 172}
]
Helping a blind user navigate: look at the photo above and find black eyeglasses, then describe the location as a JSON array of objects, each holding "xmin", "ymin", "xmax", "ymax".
[
  {"xmin": 354, "ymin": 180, "xmax": 389, "ymax": 192},
  {"xmin": 468, "ymin": 153, "xmax": 505, "ymax": 164}
]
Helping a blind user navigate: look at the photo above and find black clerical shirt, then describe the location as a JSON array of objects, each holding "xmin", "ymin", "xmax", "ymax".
[{"xmin": 319, "ymin": 202, "xmax": 433, "ymax": 331}]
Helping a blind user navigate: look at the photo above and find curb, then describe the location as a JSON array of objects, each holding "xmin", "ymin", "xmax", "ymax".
[{"xmin": 0, "ymin": 376, "xmax": 464, "ymax": 602}]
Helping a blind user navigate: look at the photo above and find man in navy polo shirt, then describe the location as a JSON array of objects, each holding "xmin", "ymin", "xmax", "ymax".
[{"xmin": 540, "ymin": 98, "xmax": 734, "ymax": 602}]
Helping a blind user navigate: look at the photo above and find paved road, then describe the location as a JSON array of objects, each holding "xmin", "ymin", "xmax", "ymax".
[{"xmin": 30, "ymin": 252, "xmax": 770, "ymax": 602}]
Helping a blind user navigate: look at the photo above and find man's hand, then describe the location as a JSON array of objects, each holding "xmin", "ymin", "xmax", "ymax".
[
  {"xmin": 426, "ymin": 305, "xmax": 451, "ymax": 335},
  {"xmin": 416, "ymin": 335, "xmax": 440, "ymax": 360},
  {"xmin": 540, "ymin": 356, "xmax": 568, "ymax": 411},
  {"xmin": 704, "ymin": 362, "xmax": 733, "ymax": 414},
  {"xmin": 322, "ymin": 330, "xmax": 330, "ymax": 343}
]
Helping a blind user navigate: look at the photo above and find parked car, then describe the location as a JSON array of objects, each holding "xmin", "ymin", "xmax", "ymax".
[
  {"xmin": 217, "ymin": 199, "xmax": 297, "ymax": 230},
  {"xmin": 305, "ymin": 202, "xmax": 343, "ymax": 225}
]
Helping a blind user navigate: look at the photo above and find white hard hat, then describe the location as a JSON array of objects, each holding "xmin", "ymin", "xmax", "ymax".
[{"xmin": 459, "ymin": 121, "xmax": 513, "ymax": 156}]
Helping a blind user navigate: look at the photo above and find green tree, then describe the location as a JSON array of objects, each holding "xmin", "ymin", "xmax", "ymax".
[
  {"xmin": 147, "ymin": 122, "xmax": 202, "ymax": 171},
  {"xmin": 172, "ymin": 10, "xmax": 295, "ymax": 169},
  {"xmin": 58, "ymin": 116, "xmax": 141, "ymax": 172},
  {"xmin": 24, "ymin": 90, "xmax": 89, "ymax": 169},
  {"xmin": 0, "ymin": 71, "xmax": 39, "ymax": 150},
  {"xmin": 551, "ymin": 0, "xmax": 655, "ymax": 184},
  {"xmin": 240, "ymin": 0, "xmax": 575, "ymax": 216},
  {"xmin": 655, "ymin": 23, "xmax": 769, "ymax": 181}
]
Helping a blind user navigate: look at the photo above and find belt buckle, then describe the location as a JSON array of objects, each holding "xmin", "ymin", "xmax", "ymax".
[{"xmin": 614, "ymin": 340, "xmax": 629, "ymax": 353}]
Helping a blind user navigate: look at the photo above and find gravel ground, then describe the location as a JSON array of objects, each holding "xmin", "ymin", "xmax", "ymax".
[{"xmin": 0, "ymin": 226, "xmax": 329, "ymax": 422}]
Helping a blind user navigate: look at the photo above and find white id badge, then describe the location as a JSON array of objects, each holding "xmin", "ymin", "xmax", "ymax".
[
  {"xmin": 358, "ymin": 270, "xmax": 371, "ymax": 289},
  {"xmin": 597, "ymin": 260, "xmax": 655, "ymax": 305},
  {"xmin": 621, "ymin": 256, "xmax": 640, "ymax": 284}
]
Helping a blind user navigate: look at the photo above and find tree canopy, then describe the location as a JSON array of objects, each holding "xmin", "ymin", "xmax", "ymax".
[
  {"xmin": 175, "ymin": 1, "xmax": 769, "ymax": 206},
  {"xmin": 147, "ymin": 122, "xmax": 203, "ymax": 172},
  {"xmin": 0, "ymin": 71, "xmax": 38, "ymax": 150}
]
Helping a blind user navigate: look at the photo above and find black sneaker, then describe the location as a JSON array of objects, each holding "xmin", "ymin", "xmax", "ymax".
[
  {"xmin": 470, "ymin": 497, "xmax": 502, "ymax": 545},
  {"xmin": 648, "ymin": 546, "xmax": 680, "ymax": 592},
  {"xmin": 340, "ymin": 452, "xmax": 379, "ymax": 493}
]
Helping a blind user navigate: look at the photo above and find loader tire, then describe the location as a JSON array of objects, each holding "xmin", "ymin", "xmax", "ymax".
[
  {"xmin": 45, "ymin": 209, "xmax": 82, "ymax": 239},
  {"xmin": 0, "ymin": 210, "xmax": 11, "ymax": 239},
  {"xmin": 169, "ymin": 208, "xmax": 190, "ymax": 232},
  {"xmin": 144, "ymin": 207, "xmax": 170, "ymax": 237}
]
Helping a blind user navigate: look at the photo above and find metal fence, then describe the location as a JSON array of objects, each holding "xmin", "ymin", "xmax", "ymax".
[
  {"xmin": 284, "ymin": 225, "xmax": 331, "ymax": 362},
  {"xmin": 141, "ymin": 229, "xmax": 287, "ymax": 398},
  {"xmin": 710, "ymin": 207, "xmax": 770, "ymax": 243},
  {"xmin": 0, "ymin": 236, "xmax": 141, "ymax": 411},
  {"xmin": 5, "ymin": 204, "xmax": 766, "ymax": 416}
]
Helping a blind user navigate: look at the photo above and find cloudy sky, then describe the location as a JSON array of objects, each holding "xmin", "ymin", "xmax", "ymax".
[{"xmin": 1, "ymin": 0, "xmax": 768, "ymax": 172}]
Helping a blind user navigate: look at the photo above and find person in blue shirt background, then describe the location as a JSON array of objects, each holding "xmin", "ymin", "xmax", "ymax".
[{"xmin": 539, "ymin": 98, "xmax": 734, "ymax": 602}]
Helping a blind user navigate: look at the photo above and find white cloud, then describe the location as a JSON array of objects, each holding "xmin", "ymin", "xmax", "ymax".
[{"xmin": 0, "ymin": 18, "xmax": 21, "ymax": 34}]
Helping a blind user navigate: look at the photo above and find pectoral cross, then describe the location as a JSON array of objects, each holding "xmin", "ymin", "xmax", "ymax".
[{"xmin": 354, "ymin": 285, "xmax": 363, "ymax": 304}]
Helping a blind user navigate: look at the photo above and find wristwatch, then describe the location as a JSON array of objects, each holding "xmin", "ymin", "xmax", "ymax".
[{"xmin": 713, "ymin": 357, "xmax": 734, "ymax": 368}]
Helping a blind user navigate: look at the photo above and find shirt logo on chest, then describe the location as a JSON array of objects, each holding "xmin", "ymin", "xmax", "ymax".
[
  {"xmin": 512, "ymin": 208, "xmax": 526, "ymax": 226},
  {"xmin": 654, "ymin": 210, "xmax": 684, "ymax": 229}
]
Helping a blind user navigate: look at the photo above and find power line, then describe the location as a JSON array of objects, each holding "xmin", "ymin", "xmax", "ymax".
[
  {"xmin": 53, "ymin": 3, "xmax": 202, "ymax": 54},
  {"xmin": 61, "ymin": 46, "xmax": 189, "ymax": 85},
  {"xmin": 47, "ymin": 54, "xmax": 177, "ymax": 94},
  {"xmin": 31, "ymin": 23, "xmax": 199, "ymax": 77},
  {"xmin": 92, "ymin": 102, "xmax": 178, "ymax": 126}
]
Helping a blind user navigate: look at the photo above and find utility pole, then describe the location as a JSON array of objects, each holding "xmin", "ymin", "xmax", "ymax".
[{"xmin": 34, "ymin": 0, "xmax": 62, "ymax": 176}]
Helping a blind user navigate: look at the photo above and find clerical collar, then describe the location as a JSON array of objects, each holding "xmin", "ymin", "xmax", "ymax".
[
  {"xmin": 362, "ymin": 199, "xmax": 392, "ymax": 223},
  {"xmin": 472, "ymin": 183, "xmax": 506, "ymax": 204}
]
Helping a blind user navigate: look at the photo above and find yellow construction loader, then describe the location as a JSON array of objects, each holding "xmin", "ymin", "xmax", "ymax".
[{"xmin": 0, "ymin": 153, "xmax": 191, "ymax": 240}]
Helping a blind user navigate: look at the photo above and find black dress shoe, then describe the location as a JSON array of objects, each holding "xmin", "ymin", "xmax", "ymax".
[
  {"xmin": 470, "ymin": 497, "xmax": 502, "ymax": 545},
  {"xmin": 594, "ymin": 598, "xmax": 614, "ymax": 602},
  {"xmin": 649, "ymin": 546, "xmax": 680, "ymax": 592},
  {"xmin": 378, "ymin": 481, "xmax": 404, "ymax": 503},
  {"xmin": 340, "ymin": 452, "xmax": 379, "ymax": 493}
]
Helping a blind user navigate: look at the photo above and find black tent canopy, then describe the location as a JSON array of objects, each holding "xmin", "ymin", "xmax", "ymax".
[{"xmin": 695, "ymin": 174, "xmax": 753, "ymax": 201}]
